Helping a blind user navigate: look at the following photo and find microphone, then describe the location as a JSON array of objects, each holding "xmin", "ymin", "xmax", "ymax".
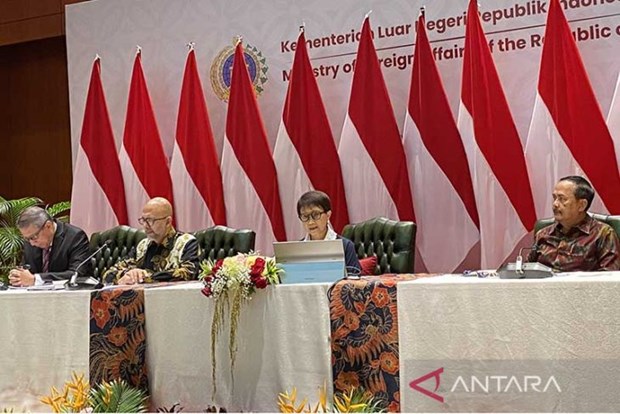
[
  {"xmin": 498, "ymin": 244, "xmax": 552, "ymax": 279},
  {"xmin": 516, "ymin": 244, "xmax": 538, "ymax": 273},
  {"xmin": 66, "ymin": 240, "xmax": 112, "ymax": 289}
]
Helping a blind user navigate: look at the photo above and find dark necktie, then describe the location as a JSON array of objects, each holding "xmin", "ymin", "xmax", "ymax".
[{"xmin": 42, "ymin": 248, "xmax": 50, "ymax": 273}]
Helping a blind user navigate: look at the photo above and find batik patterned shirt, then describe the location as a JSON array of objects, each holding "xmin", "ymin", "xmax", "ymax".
[
  {"xmin": 103, "ymin": 228, "xmax": 200, "ymax": 283},
  {"xmin": 527, "ymin": 215, "xmax": 620, "ymax": 272}
]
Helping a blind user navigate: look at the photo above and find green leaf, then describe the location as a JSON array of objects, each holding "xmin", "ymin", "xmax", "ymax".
[
  {"xmin": 0, "ymin": 197, "xmax": 42, "ymax": 228},
  {"xmin": 90, "ymin": 379, "xmax": 148, "ymax": 413},
  {"xmin": 46, "ymin": 201, "xmax": 71, "ymax": 222},
  {"xmin": 0, "ymin": 197, "xmax": 70, "ymax": 271},
  {"xmin": 0, "ymin": 227, "xmax": 23, "ymax": 263},
  {"xmin": 333, "ymin": 387, "xmax": 386, "ymax": 413},
  {"xmin": 0, "ymin": 197, "xmax": 41, "ymax": 271}
]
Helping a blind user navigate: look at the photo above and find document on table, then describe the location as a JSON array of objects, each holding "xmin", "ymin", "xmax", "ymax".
[{"xmin": 26, "ymin": 280, "xmax": 67, "ymax": 291}]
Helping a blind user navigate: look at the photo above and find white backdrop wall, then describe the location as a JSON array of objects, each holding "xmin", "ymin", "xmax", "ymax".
[{"xmin": 66, "ymin": 0, "xmax": 620, "ymax": 209}]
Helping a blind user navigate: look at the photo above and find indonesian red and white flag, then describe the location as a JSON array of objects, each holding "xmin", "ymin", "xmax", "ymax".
[
  {"xmin": 458, "ymin": 0, "xmax": 536, "ymax": 268},
  {"xmin": 339, "ymin": 16, "xmax": 415, "ymax": 225},
  {"xmin": 170, "ymin": 48, "xmax": 226, "ymax": 232},
  {"xmin": 71, "ymin": 57, "xmax": 128, "ymax": 235},
  {"xmin": 525, "ymin": 0, "xmax": 620, "ymax": 217},
  {"xmin": 274, "ymin": 29, "xmax": 349, "ymax": 239},
  {"xmin": 403, "ymin": 14, "xmax": 480, "ymax": 273},
  {"xmin": 221, "ymin": 41, "xmax": 286, "ymax": 255},
  {"xmin": 609, "ymin": 72, "xmax": 620, "ymax": 171},
  {"xmin": 119, "ymin": 50, "xmax": 175, "ymax": 227}
]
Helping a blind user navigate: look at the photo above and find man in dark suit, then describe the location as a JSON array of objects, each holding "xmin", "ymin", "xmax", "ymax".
[{"xmin": 9, "ymin": 206, "xmax": 91, "ymax": 287}]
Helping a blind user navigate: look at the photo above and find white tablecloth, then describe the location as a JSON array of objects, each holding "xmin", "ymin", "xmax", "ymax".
[
  {"xmin": 144, "ymin": 281, "xmax": 333, "ymax": 412},
  {"xmin": 398, "ymin": 274, "xmax": 620, "ymax": 412},
  {"xmin": 0, "ymin": 289, "xmax": 91, "ymax": 412},
  {"xmin": 6, "ymin": 273, "xmax": 620, "ymax": 412},
  {"xmin": 0, "ymin": 282, "xmax": 333, "ymax": 413}
]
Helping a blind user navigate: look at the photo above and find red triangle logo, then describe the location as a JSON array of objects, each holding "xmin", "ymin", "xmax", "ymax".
[{"xmin": 409, "ymin": 367, "xmax": 444, "ymax": 403}]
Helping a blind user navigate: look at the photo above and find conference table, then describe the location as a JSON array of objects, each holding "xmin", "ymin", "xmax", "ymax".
[
  {"xmin": 2, "ymin": 273, "xmax": 620, "ymax": 412},
  {"xmin": 398, "ymin": 273, "xmax": 620, "ymax": 412},
  {"xmin": 0, "ymin": 281, "xmax": 333, "ymax": 412}
]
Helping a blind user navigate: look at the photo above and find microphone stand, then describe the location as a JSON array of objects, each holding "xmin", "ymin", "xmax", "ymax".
[
  {"xmin": 66, "ymin": 240, "xmax": 111, "ymax": 290},
  {"xmin": 515, "ymin": 245, "xmax": 538, "ymax": 274},
  {"xmin": 497, "ymin": 244, "xmax": 553, "ymax": 279}
]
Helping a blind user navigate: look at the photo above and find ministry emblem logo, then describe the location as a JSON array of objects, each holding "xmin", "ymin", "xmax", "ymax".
[{"xmin": 210, "ymin": 39, "xmax": 269, "ymax": 102}]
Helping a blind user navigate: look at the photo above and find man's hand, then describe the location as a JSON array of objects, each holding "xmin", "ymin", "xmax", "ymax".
[
  {"xmin": 118, "ymin": 269, "xmax": 147, "ymax": 285},
  {"xmin": 9, "ymin": 268, "xmax": 35, "ymax": 287}
]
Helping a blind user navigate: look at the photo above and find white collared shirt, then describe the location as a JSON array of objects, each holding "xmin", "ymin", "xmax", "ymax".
[{"xmin": 303, "ymin": 224, "xmax": 338, "ymax": 241}]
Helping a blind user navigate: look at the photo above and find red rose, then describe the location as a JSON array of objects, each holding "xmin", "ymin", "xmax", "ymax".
[
  {"xmin": 201, "ymin": 286, "xmax": 213, "ymax": 297},
  {"xmin": 254, "ymin": 276, "xmax": 268, "ymax": 289},
  {"xmin": 211, "ymin": 259, "xmax": 224, "ymax": 275},
  {"xmin": 251, "ymin": 257, "xmax": 266, "ymax": 276}
]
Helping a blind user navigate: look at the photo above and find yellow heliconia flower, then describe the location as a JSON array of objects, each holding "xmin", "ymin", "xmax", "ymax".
[
  {"xmin": 319, "ymin": 381, "xmax": 327, "ymax": 412},
  {"xmin": 277, "ymin": 387, "xmax": 311, "ymax": 413},
  {"xmin": 40, "ymin": 396, "xmax": 61, "ymax": 412},
  {"xmin": 333, "ymin": 390, "xmax": 367, "ymax": 413},
  {"xmin": 278, "ymin": 383, "xmax": 376, "ymax": 413},
  {"xmin": 102, "ymin": 382, "xmax": 113, "ymax": 406},
  {"xmin": 333, "ymin": 395, "xmax": 346, "ymax": 412},
  {"xmin": 311, "ymin": 381, "xmax": 328, "ymax": 413},
  {"xmin": 40, "ymin": 371, "xmax": 91, "ymax": 413}
]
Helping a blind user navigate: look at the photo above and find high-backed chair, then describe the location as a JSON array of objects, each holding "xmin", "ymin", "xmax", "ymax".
[
  {"xmin": 534, "ymin": 213, "xmax": 620, "ymax": 238},
  {"xmin": 89, "ymin": 225, "xmax": 146, "ymax": 280},
  {"xmin": 342, "ymin": 216, "xmax": 416, "ymax": 274},
  {"xmin": 193, "ymin": 225, "xmax": 256, "ymax": 262},
  {"xmin": 89, "ymin": 224, "xmax": 256, "ymax": 279}
]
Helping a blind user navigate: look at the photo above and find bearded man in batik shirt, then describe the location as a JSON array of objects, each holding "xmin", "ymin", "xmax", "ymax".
[
  {"xmin": 103, "ymin": 197, "xmax": 199, "ymax": 285},
  {"xmin": 528, "ymin": 176, "xmax": 620, "ymax": 272}
]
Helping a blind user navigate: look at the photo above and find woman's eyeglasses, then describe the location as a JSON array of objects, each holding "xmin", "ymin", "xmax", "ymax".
[{"xmin": 299, "ymin": 211, "xmax": 325, "ymax": 222}]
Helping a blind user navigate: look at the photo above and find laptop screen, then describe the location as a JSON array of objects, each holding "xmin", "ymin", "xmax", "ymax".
[{"xmin": 273, "ymin": 240, "xmax": 345, "ymax": 284}]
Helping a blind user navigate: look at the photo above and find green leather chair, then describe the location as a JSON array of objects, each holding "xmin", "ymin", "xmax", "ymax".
[
  {"xmin": 89, "ymin": 224, "xmax": 256, "ymax": 279},
  {"xmin": 342, "ymin": 216, "xmax": 416, "ymax": 274},
  {"xmin": 193, "ymin": 225, "xmax": 256, "ymax": 262},
  {"xmin": 534, "ymin": 213, "xmax": 620, "ymax": 237},
  {"xmin": 89, "ymin": 225, "xmax": 147, "ymax": 280}
]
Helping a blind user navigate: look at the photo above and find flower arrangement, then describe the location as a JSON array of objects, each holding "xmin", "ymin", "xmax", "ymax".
[
  {"xmin": 200, "ymin": 253, "xmax": 281, "ymax": 299},
  {"xmin": 40, "ymin": 372, "xmax": 148, "ymax": 413},
  {"xmin": 278, "ymin": 384, "xmax": 385, "ymax": 413},
  {"xmin": 199, "ymin": 253, "xmax": 282, "ymax": 396}
]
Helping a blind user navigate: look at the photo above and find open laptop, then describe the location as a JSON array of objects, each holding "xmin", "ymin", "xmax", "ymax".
[{"xmin": 273, "ymin": 239, "xmax": 345, "ymax": 284}]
